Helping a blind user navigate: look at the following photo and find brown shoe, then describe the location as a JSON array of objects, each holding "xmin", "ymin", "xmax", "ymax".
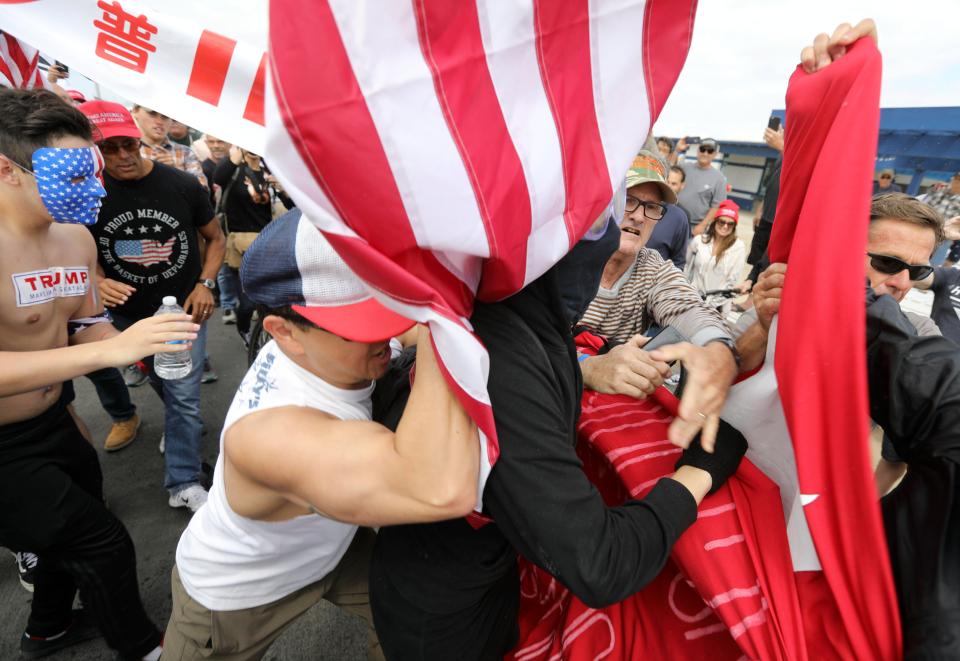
[{"xmin": 104, "ymin": 414, "xmax": 140, "ymax": 452}]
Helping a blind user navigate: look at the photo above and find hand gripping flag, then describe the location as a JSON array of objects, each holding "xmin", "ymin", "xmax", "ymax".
[{"xmin": 266, "ymin": 0, "xmax": 698, "ymax": 503}]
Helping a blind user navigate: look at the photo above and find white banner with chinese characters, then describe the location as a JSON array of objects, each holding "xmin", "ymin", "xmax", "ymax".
[{"xmin": 0, "ymin": 0, "xmax": 267, "ymax": 152}]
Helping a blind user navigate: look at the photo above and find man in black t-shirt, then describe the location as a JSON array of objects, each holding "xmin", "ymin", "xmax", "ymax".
[
  {"xmin": 80, "ymin": 101, "xmax": 225, "ymax": 512},
  {"xmin": 214, "ymin": 145, "xmax": 294, "ymax": 340}
]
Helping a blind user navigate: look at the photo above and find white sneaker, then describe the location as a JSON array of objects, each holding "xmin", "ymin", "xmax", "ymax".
[
  {"xmin": 168, "ymin": 485, "xmax": 208, "ymax": 513},
  {"xmin": 159, "ymin": 434, "xmax": 164, "ymax": 454}
]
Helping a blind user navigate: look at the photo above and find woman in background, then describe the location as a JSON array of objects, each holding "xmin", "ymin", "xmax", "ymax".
[{"xmin": 685, "ymin": 200, "xmax": 747, "ymax": 316}]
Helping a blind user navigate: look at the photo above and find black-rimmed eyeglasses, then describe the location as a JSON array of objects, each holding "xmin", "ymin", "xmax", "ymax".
[
  {"xmin": 866, "ymin": 252, "xmax": 934, "ymax": 281},
  {"xmin": 624, "ymin": 196, "xmax": 666, "ymax": 221}
]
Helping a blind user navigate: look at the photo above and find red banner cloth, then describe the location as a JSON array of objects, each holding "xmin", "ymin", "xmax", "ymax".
[
  {"xmin": 766, "ymin": 39, "xmax": 901, "ymax": 658},
  {"xmin": 510, "ymin": 374, "xmax": 806, "ymax": 660}
]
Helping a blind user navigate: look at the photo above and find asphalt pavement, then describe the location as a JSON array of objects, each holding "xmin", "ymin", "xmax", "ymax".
[{"xmin": 0, "ymin": 313, "xmax": 366, "ymax": 660}]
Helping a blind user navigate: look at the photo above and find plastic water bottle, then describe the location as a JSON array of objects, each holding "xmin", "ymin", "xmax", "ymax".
[{"xmin": 154, "ymin": 296, "xmax": 192, "ymax": 380}]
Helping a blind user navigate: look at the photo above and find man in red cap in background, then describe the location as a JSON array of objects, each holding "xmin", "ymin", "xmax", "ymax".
[
  {"xmin": 79, "ymin": 99, "xmax": 225, "ymax": 512},
  {"xmin": 164, "ymin": 209, "xmax": 480, "ymax": 660}
]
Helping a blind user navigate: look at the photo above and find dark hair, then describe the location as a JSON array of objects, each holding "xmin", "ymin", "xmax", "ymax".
[
  {"xmin": 254, "ymin": 304, "xmax": 319, "ymax": 331},
  {"xmin": 657, "ymin": 136, "xmax": 674, "ymax": 151},
  {"xmin": 669, "ymin": 165, "xmax": 685, "ymax": 183},
  {"xmin": 0, "ymin": 88, "xmax": 93, "ymax": 169},
  {"xmin": 870, "ymin": 193, "xmax": 944, "ymax": 246},
  {"xmin": 703, "ymin": 218, "xmax": 738, "ymax": 264}
]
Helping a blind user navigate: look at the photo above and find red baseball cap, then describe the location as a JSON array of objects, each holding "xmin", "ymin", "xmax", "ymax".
[
  {"xmin": 77, "ymin": 100, "xmax": 141, "ymax": 142},
  {"xmin": 715, "ymin": 199, "xmax": 740, "ymax": 223},
  {"xmin": 66, "ymin": 89, "xmax": 87, "ymax": 104}
]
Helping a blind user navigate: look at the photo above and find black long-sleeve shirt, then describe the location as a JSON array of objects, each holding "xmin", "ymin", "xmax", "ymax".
[
  {"xmin": 370, "ymin": 274, "xmax": 697, "ymax": 659},
  {"xmin": 864, "ymin": 288, "xmax": 960, "ymax": 656}
]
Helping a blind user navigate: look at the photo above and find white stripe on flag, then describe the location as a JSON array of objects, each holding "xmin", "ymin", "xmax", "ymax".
[
  {"xmin": 474, "ymin": 0, "xmax": 570, "ymax": 287},
  {"xmin": 328, "ymin": 0, "xmax": 492, "ymax": 262},
  {"xmin": 589, "ymin": 0, "xmax": 652, "ymax": 188}
]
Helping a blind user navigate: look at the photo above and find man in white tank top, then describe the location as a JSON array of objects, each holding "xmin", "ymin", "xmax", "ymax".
[{"xmin": 164, "ymin": 210, "xmax": 479, "ymax": 660}]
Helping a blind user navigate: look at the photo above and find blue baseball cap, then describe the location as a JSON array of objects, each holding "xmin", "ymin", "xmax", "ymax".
[{"xmin": 241, "ymin": 209, "xmax": 414, "ymax": 343}]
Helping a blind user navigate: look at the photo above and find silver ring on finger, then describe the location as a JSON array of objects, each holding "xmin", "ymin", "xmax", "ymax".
[{"xmin": 696, "ymin": 411, "xmax": 708, "ymax": 421}]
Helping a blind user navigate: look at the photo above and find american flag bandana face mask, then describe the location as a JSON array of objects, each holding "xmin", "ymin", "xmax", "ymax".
[{"xmin": 29, "ymin": 147, "xmax": 107, "ymax": 226}]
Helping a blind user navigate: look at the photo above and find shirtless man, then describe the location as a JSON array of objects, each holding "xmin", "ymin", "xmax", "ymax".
[{"xmin": 0, "ymin": 88, "xmax": 197, "ymax": 660}]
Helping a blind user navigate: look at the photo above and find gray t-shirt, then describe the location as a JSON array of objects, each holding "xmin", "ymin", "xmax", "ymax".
[{"xmin": 677, "ymin": 162, "xmax": 727, "ymax": 226}]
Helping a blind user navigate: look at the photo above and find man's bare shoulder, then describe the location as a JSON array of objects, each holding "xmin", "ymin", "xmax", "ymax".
[
  {"xmin": 225, "ymin": 405, "xmax": 345, "ymax": 448},
  {"xmin": 52, "ymin": 224, "xmax": 96, "ymax": 257}
]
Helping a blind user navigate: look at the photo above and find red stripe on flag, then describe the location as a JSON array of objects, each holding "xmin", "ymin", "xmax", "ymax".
[
  {"xmin": 642, "ymin": 0, "xmax": 698, "ymax": 123},
  {"xmin": 242, "ymin": 52, "xmax": 266, "ymax": 126},
  {"xmin": 6, "ymin": 32, "xmax": 31, "ymax": 85},
  {"xmin": 186, "ymin": 29, "xmax": 236, "ymax": 106},
  {"xmin": 268, "ymin": 0, "xmax": 473, "ymax": 315},
  {"xmin": 412, "ymin": 0, "xmax": 532, "ymax": 301},
  {"xmin": 533, "ymin": 0, "xmax": 612, "ymax": 247},
  {"xmin": 0, "ymin": 52, "xmax": 16, "ymax": 88}
]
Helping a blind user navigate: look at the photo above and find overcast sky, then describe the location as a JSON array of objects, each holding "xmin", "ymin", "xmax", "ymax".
[{"xmin": 654, "ymin": 1, "xmax": 960, "ymax": 142}]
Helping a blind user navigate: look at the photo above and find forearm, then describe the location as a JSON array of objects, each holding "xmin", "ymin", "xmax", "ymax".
[
  {"xmin": 668, "ymin": 465, "xmax": 712, "ymax": 503},
  {"xmin": 649, "ymin": 274, "xmax": 729, "ymax": 345},
  {"xmin": 391, "ymin": 328, "xmax": 478, "ymax": 511},
  {"xmin": 736, "ymin": 321, "xmax": 768, "ymax": 373},
  {"xmin": 0, "ymin": 344, "xmax": 113, "ymax": 397},
  {"xmin": 199, "ymin": 230, "xmax": 226, "ymax": 281},
  {"xmin": 71, "ymin": 321, "xmax": 119, "ymax": 345},
  {"xmin": 488, "ymin": 470, "xmax": 697, "ymax": 608}
]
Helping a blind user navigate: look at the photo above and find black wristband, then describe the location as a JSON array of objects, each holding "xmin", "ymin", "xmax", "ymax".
[{"xmin": 674, "ymin": 419, "xmax": 747, "ymax": 494}]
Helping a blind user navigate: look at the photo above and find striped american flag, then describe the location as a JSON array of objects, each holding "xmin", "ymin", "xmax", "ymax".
[
  {"xmin": 266, "ymin": 0, "xmax": 697, "ymax": 500},
  {"xmin": 115, "ymin": 237, "xmax": 176, "ymax": 267},
  {"xmin": 0, "ymin": 30, "xmax": 49, "ymax": 90}
]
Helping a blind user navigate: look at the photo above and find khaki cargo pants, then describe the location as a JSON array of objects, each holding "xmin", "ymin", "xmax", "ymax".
[{"xmin": 162, "ymin": 528, "xmax": 383, "ymax": 660}]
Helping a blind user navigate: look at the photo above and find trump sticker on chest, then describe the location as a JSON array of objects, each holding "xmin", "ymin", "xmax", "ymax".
[{"xmin": 11, "ymin": 267, "xmax": 89, "ymax": 307}]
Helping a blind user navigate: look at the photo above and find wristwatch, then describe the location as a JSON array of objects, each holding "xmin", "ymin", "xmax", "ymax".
[
  {"xmin": 198, "ymin": 278, "xmax": 216, "ymax": 290},
  {"xmin": 705, "ymin": 336, "xmax": 742, "ymax": 370}
]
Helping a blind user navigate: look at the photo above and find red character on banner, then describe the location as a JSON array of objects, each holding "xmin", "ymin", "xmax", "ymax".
[{"xmin": 93, "ymin": 0, "xmax": 158, "ymax": 73}]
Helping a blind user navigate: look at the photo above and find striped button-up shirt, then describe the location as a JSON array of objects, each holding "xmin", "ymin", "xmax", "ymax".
[
  {"xmin": 140, "ymin": 140, "xmax": 208, "ymax": 188},
  {"xmin": 580, "ymin": 248, "xmax": 731, "ymax": 345}
]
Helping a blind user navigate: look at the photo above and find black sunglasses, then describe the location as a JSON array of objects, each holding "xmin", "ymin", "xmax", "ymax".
[
  {"xmin": 866, "ymin": 253, "xmax": 934, "ymax": 281},
  {"xmin": 99, "ymin": 137, "xmax": 142, "ymax": 155},
  {"xmin": 624, "ymin": 195, "xmax": 666, "ymax": 220},
  {"xmin": 699, "ymin": 146, "xmax": 716, "ymax": 154}
]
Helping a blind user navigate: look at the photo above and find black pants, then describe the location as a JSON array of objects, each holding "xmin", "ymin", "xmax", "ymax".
[{"xmin": 0, "ymin": 393, "xmax": 160, "ymax": 659}]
